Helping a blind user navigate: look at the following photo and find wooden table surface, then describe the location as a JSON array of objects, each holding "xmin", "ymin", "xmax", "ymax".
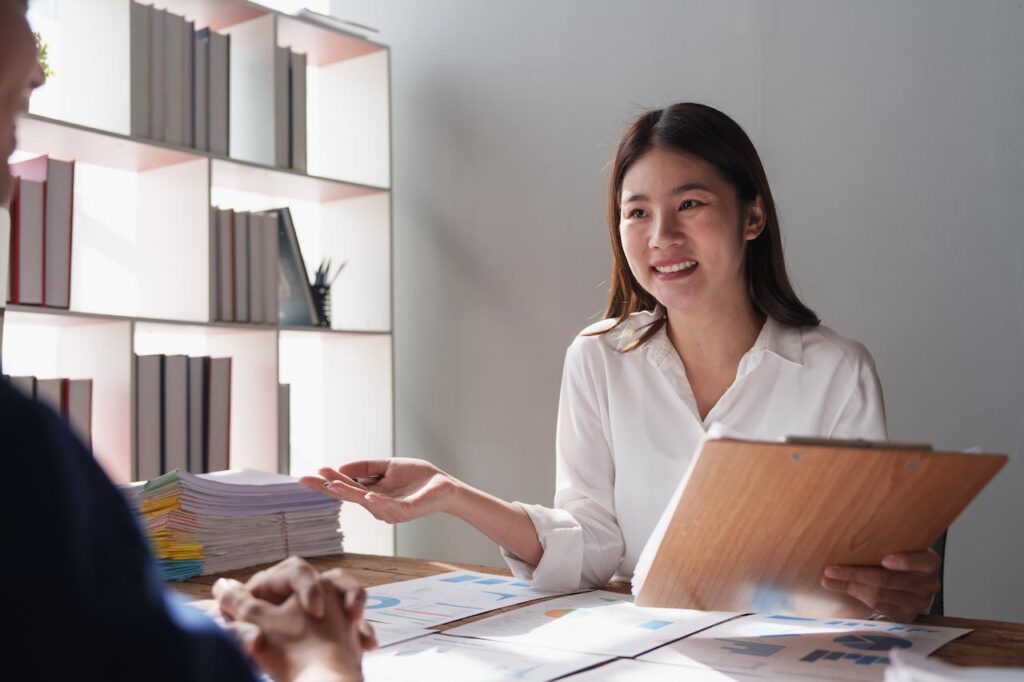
[{"xmin": 177, "ymin": 552, "xmax": 1024, "ymax": 669}]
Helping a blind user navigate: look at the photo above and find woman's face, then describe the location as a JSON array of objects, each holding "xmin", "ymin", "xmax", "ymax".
[{"xmin": 618, "ymin": 145, "xmax": 764, "ymax": 317}]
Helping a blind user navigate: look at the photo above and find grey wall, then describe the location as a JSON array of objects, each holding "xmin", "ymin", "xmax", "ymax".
[{"xmin": 331, "ymin": 0, "xmax": 1024, "ymax": 621}]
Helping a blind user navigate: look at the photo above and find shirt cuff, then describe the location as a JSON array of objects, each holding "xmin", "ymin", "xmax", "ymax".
[{"xmin": 499, "ymin": 502, "xmax": 584, "ymax": 592}]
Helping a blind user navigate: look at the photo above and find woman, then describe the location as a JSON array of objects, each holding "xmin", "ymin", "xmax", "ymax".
[{"xmin": 302, "ymin": 103, "xmax": 941, "ymax": 623}]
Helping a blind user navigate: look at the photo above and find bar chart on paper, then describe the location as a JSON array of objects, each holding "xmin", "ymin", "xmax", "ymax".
[{"xmin": 637, "ymin": 613, "xmax": 972, "ymax": 681}]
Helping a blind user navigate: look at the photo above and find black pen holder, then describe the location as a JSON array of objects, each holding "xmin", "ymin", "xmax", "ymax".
[{"xmin": 311, "ymin": 284, "xmax": 331, "ymax": 328}]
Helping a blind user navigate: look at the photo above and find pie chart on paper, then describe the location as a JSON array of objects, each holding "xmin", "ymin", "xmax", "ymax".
[{"xmin": 544, "ymin": 608, "xmax": 577, "ymax": 619}]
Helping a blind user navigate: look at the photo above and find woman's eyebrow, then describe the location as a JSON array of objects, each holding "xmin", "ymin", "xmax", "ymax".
[
  {"xmin": 670, "ymin": 182, "xmax": 712, "ymax": 195},
  {"xmin": 622, "ymin": 182, "xmax": 713, "ymax": 204}
]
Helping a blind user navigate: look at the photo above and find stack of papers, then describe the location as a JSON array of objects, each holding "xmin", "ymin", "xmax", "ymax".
[{"xmin": 124, "ymin": 469, "xmax": 342, "ymax": 580}]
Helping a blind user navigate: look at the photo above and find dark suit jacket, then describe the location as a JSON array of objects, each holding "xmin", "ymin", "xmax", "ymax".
[{"xmin": 0, "ymin": 381, "xmax": 256, "ymax": 681}]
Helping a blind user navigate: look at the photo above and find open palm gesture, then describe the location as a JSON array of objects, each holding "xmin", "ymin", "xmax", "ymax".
[{"xmin": 300, "ymin": 458, "xmax": 460, "ymax": 524}]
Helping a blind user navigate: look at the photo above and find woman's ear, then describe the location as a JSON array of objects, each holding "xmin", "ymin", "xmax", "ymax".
[{"xmin": 743, "ymin": 196, "xmax": 767, "ymax": 241}]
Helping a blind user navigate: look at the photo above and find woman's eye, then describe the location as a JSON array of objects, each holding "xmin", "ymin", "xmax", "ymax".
[
  {"xmin": 627, "ymin": 208, "xmax": 647, "ymax": 219},
  {"xmin": 680, "ymin": 199, "xmax": 701, "ymax": 211}
]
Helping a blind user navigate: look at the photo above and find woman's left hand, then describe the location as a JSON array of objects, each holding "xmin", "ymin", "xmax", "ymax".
[{"xmin": 820, "ymin": 548, "xmax": 942, "ymax": 623}]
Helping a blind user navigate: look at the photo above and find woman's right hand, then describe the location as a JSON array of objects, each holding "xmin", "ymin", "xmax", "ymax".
[{"xmin": 299, "ymin": 458, "xmax": 461, "ymax": 524}]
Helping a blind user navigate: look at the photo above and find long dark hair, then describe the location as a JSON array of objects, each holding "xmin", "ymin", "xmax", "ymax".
[{"xmin": 597, "ymin": 102, "xmax": 819, "ymax": 351}]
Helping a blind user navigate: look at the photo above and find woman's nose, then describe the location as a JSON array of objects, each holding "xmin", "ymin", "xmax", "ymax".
[{"xmin": 649, "ymin": 211, "xmax": 684, "ymax": 249}]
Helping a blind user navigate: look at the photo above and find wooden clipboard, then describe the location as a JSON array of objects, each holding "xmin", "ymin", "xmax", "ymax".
[{"xmin": 633, "ymin": 438, "xmax": 1006, "ymax": 618}]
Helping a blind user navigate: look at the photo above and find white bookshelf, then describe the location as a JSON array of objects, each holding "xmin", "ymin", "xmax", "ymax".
[{"xmin": 3, "ymin": 0, "xmax": 394, "ymax": 556}]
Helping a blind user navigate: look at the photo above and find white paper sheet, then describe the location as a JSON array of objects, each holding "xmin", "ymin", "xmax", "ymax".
[
  {"xmin": 444, "ymin": 590, "xmax": 739, "ymax": 657},
  {"xmin": 368, "ymin": 619, "xmax": 435, "ymax": 648},
  {"xmin": 885, "ymin": 650, "xmax": 1024, "ymax": 682},
  {"xmin": 565, "ymin": 658, "xmax": 767, "ymax": 681},
  {"xmin": 364, "ymin": 571, "xmax": 565, "ymax": 631},
  {"xmin": 638, "ymin": 613, "xmax": 972, "ymax": 681},
  {"xmin": 363, "ymin": 633, "xmax": 612, "ymax": 681}
]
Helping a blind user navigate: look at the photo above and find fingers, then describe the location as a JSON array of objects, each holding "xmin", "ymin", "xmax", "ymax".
[
  {"xmin": 337, "ymin": 460, "xmax": 390, "ymax": 479},
  {"xmin": 222, "ymin": 621, "xmax": 264, "ymax": 655},
  {"xmin": 214, "ymin": 578, "xmax": 269, "ymax": 624},
  {"xmin": 823, "ymin": 566, "xmax": 941, "ymax": 596},
  {"xmin": 300, "ymin": 475, "xmax": 370, "ymax": 503},
  {"xmin": 881, "ymin": 548, "xmax": 942, "ymax": 574},
  {"xmin": 358, "ymin": 619, "xmax": 378, "ymax": 651},
  {"xmin": 247, "ymin": 556, "xmax": 325, "ymax": 618},
  {"xmin": 321, "ymin": 568, "xmax": 368, "ymax": 621},
  {"xmin": 822, "ymin": 576, "xmax": 933, "ymax": 611}
]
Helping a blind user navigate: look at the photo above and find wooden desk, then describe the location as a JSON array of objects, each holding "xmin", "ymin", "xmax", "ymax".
[{"xmin": 178, "ymin": 553, "xmax": 1024, "ymax": 668}]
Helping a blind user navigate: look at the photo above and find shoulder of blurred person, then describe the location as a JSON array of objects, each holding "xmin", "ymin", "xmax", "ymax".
[{"xmin": 0, "ymin": 380, "xmax": 257, "ymax": 681}]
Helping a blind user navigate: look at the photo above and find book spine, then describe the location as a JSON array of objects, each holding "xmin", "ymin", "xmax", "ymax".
[
  {"xmin": 43, "ymin": 159, "xmax": 74, "ymax": 308},
  {"xmin": 274, "ymin": 46, "xmax": 290, "ymax": 168},
  {"xmin": 233, "ymin": 211, "xmax": 249, "ymax": 322},
  {"xmin": 129, "ymin": 1, "xmax": 151, "ymax": 139},
  {"xmin": 150, "ymin": 8, "xmax": 165, "ymax": 141},
  {"xmin": 290, "ymin": 52, "xmax": 307, "ymax": 172},
  {"xmin": 248, "ymin": 212, "xmax": 265, "ymax": 323},
  {"xmin": 194, "ymin": 30, "xmax": 210, "ymax": 151}
]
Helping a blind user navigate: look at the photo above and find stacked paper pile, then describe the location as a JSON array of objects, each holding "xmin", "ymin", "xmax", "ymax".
[{"xmin": 125, "ymin": 469, "xmax": 342, "ymax": 581}]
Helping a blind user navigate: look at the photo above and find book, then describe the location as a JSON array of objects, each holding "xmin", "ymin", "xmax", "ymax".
[
  {"xmin": 632, "ymin": 433, "xmax": 1008, "ymax": 618},
  {"xmin": 150, "ymin": 8, "xmax": 166, "ymax": 141},
  {"xmin": 65, "ymin": 379, "xmax": 93, "ymax": 449},
  {"xmin": 289, "ymin": 51, "xmax": 307, "ymax": 171},
  {"xmin": 274, "ymin": 46, "xmax": 290, "ymax": 168},
  {"xmin": 35, "ymin": 378, "xmax": 64, "ymax": 417},
  {"xmin": 216, "ymin": 208, "xmax": 234, "ymax": 321},
  {"xmin": 7, "ymin": 375, "xmax": 36, "ymax": 398},
  {"xmin": 129, "ymin": 1, "xmax": 151, "ymax": 139},
  {"xmin": 233, "ymin": 211, "xmax": 250, "ymax": 322},
  {"xmin": 274, "ymin": 208, "xmax": 318, "ymax": 325},
  {"xmin": 278, "ymin": 383, "xmax": 290, "ymax": 475},
  {"xmin": 248, "ymin": 210, "xmax": 265, "ymax": 324},
  {"xmin": 43, "ymin": 157, "xmax": 74, "ymax": 308},
  {"xmin": 207, "ymin": 357, "xmax": 232, "ymax": 472},
  {"xmin": 208, "ymin": 29, "xmax": 230, "ymax": 156},
  {"xmin": 163, "ymin": 12, "xmax": 185, "ymax": 146},
  {"xmin": 208, "ymin": 206, "xmax": 218, "ymax": 319},
  {"xmin": 136, "ymin": 354, "xmax": 164, "ymax": 481},
  {"xmin": 261, "ymin": 212, "xmax": 280, "ymax": 324},
  {"xmin": 163, "ymin": 355, "xmax": 189, "ymax": 474},
  {"xmin": 183, "ymin": 19, "xmax": 196, "ymax": 148},
  {"xmin": 187, "ymin": 356, "xmax": 208, "ymax": 473},
  {"xmin": 194, "ymin": 28, "xmax": 210, "ymax": 151}
]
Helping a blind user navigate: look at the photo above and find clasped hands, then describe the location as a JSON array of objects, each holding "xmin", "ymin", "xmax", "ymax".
[{"xmin": 205, "ymin": 556, "xmax": 377, "ymax": 682}]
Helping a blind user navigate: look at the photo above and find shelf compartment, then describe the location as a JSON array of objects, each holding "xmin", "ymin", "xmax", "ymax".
[
  {"xmin": 306, "ymin": 46, "xmax": 390, "ymax": 187},
  {"xmin": 1, "ymin": 309, "xmax": 133, "ymax": 484},
  {"xmin": 279, "ymin": 329, "xmax": 393, "ymax": 555},
  {"xmin": 134, "ymin": 322, "xmax": 279, "ymax": 474},
  {"xmin": 211, "ymin": 184, "xmax": 391, "ymax": 333},
  {"xmin": 65, "ymin": 158, "xmax": 211, "ymax": 322},
  {"xmin": 28, "ymin": 0, "xmax": 131, "ymax": 135}
]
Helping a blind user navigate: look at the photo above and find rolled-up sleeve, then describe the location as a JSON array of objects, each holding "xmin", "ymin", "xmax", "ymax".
[{"xmin": 501, "ymin": 339, "xmax": 624, "ymax": 591}]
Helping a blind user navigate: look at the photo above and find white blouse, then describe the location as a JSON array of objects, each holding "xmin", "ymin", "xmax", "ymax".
[{"xmin": 501, "ymin": 310, "xmax": 888, "ymax": 592}]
